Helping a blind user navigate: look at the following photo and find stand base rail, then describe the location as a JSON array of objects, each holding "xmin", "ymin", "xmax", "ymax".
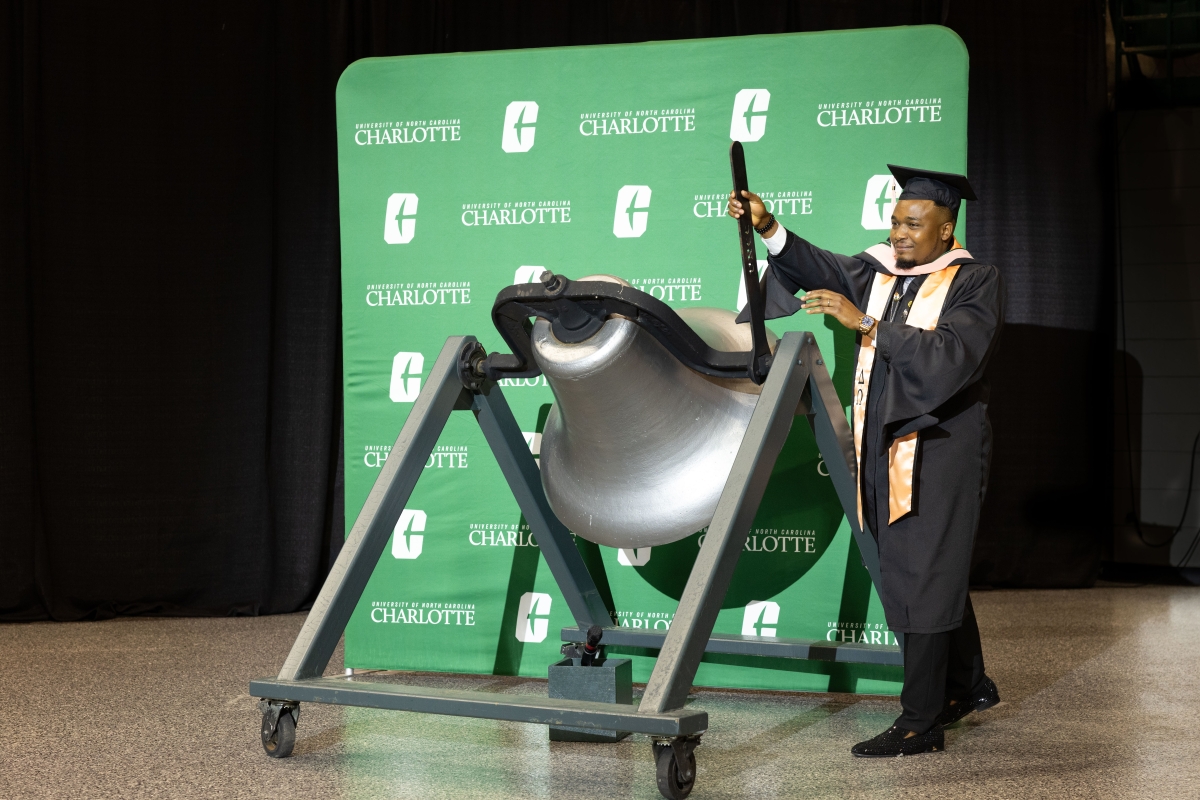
[
  {"xmin": 250, "ymin": 677, "xmax": 708, "ymax": 737},
  {"xmin": 561, "ymin": 627, "xmax": 903, "ymax": 666}
]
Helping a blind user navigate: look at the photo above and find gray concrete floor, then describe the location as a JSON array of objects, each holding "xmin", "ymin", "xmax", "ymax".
[{"xmin": 2, "ymin": 584, "xmax": 1199, "ymax": 799}]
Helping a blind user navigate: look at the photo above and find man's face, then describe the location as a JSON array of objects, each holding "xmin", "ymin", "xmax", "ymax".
[{"xmin": 890, "ymin": 199, "xmax": 955, "ymax": 268}]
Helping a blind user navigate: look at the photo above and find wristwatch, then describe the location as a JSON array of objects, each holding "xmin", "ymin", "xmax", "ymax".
[{"xmin": 856, "ymin": 314, "xmax": 877, "ymax": 336}]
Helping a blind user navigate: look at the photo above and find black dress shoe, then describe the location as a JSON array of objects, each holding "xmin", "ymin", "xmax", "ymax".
[
  {"xmin": 934, "ymin": 675, "xmax": 1000, "ymax": 728},
  {"xmin": 851, "ymin": 725, "xmax": 944, "ymax": 758}
]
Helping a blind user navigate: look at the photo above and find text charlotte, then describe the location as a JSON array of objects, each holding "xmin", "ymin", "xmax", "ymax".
[{"xmin": 818, "ymin": 105, "xmax": 942, "ymax": 127}]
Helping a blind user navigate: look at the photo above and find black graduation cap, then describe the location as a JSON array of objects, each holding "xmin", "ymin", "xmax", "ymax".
[{"xmin": 886, "ymin": 164, "xmax": 977, "ymax": 219}]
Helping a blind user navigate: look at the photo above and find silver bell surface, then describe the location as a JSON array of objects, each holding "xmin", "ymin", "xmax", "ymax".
[{"xmin": 533, "ymin": 275, "xmax": 777, "ymax": 549}]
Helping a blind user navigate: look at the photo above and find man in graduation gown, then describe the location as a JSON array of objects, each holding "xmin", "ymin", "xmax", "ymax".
[{"xmin": 729, "ymin": 165, "xmax": 1004, "ymax": 757}]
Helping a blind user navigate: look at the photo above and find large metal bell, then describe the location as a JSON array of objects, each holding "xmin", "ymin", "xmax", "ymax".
[{"xmin": 533, "ymin": 276, "xmax": 777, "ymax": 549}]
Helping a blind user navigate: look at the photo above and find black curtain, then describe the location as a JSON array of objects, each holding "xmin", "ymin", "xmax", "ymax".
[{"xmin": 0, "ymin": 0, "xmax": 1110, "ymax": 620}]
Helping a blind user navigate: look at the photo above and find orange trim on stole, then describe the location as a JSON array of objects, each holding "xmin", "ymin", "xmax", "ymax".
[{"xmin": 853, "ymin": 263, "xmax": 961, "ymax": 529}]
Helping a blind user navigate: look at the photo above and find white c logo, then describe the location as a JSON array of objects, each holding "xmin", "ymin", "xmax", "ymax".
[
  {"xmin": 514, "ymin": 265, "xmax": 547, "ymax": 284},
  {"xmin": 861, "ymin": 175, "xmax": 900, "ymax": 230},
  {"xmin": 502, "ymin": 101, "xmax": 539, "ymax": 153},
  {"xmin": 730, "ymin": 89, "xmax": 771, "ymax": 142},
  {"xmin": 617, "ymin": 548, "xmax": 652, "ymax": 566},
  {"xmin": 742, "ymin": 600, "xmax": 780, "ymax": 637},
  {"xmin": 389, "ymin": 352, "xmax": 424, "ymax": 402},
  {"xmin": 613, "ymin": 185, "xmax": 652, "ymax": 238},
  {"xmin": 384, "ymin": 193, "xmax": 419, "ymax": 244},
  {"xmin": 736, "ymin": 260, "xmax": 769, "ymax": 312},
  {"xmin": 392, "ymin": 509, "xmax": 427, "ymax": 560},
  {"xmin": 515, "ymin": 591, "xmax": 552, "ymax": 642}
]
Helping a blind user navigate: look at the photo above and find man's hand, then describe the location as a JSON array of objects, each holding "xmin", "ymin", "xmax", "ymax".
[
  {"xmin": 727, "ymin": 190, "xmax": 774, "ymax": 233},
  {"xmin": 801, "ymin": 289, "xmax": 865, "ymax": 332}
]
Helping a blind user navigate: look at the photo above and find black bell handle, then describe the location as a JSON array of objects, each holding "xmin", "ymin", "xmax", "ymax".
[{"xmin": 729, "ymin": 141, "xmax": 772, "ymax": 384}]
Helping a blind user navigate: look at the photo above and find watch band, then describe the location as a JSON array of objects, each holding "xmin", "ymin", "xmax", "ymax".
[{"xmin": 754, "ymin": 213, "xmax": 776, "ymax": 236}]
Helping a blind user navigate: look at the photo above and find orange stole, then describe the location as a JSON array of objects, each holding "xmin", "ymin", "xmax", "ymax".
[{"xmin": 853, "ymin": 264, "xmax": 961, "ymax": 528}]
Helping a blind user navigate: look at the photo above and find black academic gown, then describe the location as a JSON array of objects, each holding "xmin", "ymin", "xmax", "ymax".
[{"xmin": 756, "ymin": 231, "xmax": 1004, "ymax": 634}]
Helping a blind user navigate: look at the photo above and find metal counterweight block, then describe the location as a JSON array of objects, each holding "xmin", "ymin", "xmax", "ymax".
[{"xmin": 548, "ymin": 657, "xmax": 634, "ymax": 742}]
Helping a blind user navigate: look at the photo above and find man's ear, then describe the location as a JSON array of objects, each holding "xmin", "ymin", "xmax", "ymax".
[{"xmin": 941, "ymin": 217, "xmax": 956, "ymax": 243}]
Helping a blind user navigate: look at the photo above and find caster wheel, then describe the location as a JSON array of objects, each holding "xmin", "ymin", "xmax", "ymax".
[
  {"xmin": 261, "ymin": 708, "xmax": 296, "ymax": 758},
  {"xmin": 654, "ymin": 741, "xmax": 697, "ymax": 800}
]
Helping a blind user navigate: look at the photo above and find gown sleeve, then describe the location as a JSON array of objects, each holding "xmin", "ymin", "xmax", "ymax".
[
  {"xmin": 874, "ymin": 264, "xmax": 1005, "ymax": 433},
  {"xmin": 735, "ymin": 229, "xmax": 878, "ymax": 322}
]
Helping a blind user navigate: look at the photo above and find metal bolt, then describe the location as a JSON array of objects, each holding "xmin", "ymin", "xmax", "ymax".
[
  {"xmin": 797, "ymin": 359, "xmax": 803, "ymax": 365},
  {"xmin": 816, "ymin": 358, "xmax": 824, "ymax": 366}
]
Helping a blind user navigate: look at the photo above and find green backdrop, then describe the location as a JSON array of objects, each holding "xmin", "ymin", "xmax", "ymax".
[{"xmin": 336, "ymin": 26, "xmax": 968, "ymax": 694}]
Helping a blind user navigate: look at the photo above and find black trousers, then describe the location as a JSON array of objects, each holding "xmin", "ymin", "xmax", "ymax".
[{"xmin": 895, "ymin": 595, "xmax": 986, "ymax": 733}]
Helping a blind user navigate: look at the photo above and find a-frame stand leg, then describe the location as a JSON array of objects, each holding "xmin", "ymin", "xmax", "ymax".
[
  {"xmin": 275, "ymin": 335, "xmax": 611, "ymax": 683},
  {"xmin": 639, "ymin": 332, "xmax": 812, "ymax": 714},
  {"xmin": 277, "ymin": 337, "xmax": 474, "ymax": 681}
]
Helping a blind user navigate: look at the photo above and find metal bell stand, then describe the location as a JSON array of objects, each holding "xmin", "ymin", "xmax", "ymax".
[
  {"xmin": 251, "ymin": 145, "xmax": 900, "ymax": 800},
  {"xmin": 251, "ymin": 330, "xmax": 899, "ymax": 799}
]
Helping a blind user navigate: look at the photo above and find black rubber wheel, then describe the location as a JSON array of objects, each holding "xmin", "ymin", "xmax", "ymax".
[
  {"xmin": 654, "ymin": 742, "xmax": 696, "ymax": 800},
  {"xmin": 261, "ymin": 709, "xmax": 296, "ymax": 758}
]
